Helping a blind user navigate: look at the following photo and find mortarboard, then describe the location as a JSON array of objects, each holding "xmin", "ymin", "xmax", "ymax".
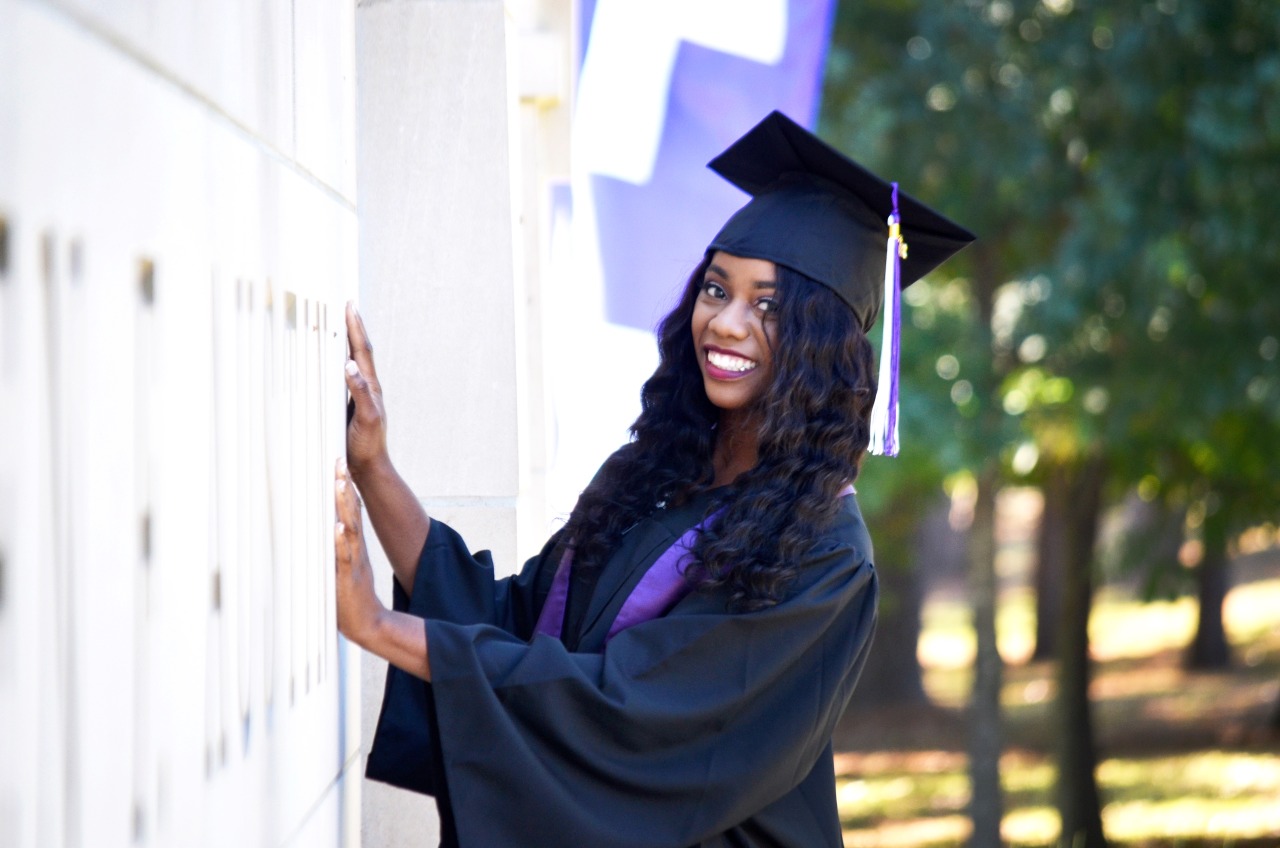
[{"xmin": 705, "ymin": 110, "xmax": 976, "ymax": 456}]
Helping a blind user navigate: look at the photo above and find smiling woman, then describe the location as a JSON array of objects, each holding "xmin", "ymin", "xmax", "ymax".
[{"xmin": 335, "ymin": 110, "xmax": 975, "ymax": 847}]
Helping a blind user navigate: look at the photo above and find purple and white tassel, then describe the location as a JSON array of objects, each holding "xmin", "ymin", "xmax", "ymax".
[{"xmin": 868, "ymin": 183, "xmax": 906, "ymax": 457}]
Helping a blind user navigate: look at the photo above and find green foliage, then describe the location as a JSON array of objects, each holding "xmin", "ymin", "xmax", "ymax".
[{"xmin": 823, "ymin": 0, "xmax": 1280, "ymax": 535}]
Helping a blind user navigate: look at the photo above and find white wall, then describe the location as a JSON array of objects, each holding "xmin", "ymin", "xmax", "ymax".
[
  {"xmin": 0, "ymin": 0, "xmax": 361, "ymax": 845},
  {"xmin": 0, "ymin": 0, "xmax": 573, "ymax": 843}
]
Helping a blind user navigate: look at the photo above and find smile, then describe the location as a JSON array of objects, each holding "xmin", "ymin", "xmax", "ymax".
[{"xmin": 706, "ymin": 349, "xmax": 758, "ymax": 374}]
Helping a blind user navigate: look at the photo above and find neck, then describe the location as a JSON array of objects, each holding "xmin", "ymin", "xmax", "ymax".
[{"xmin": 712, "ymin": 409, "xmax": 761, "ymax": 488}]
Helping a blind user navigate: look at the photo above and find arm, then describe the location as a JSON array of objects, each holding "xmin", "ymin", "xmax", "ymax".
[
  {"xmin": 363, "ymin": 513, "xmax": 568, "ymax": 798},
  {"xmin": 335, "ymin": 457, "xmax": 432, "ymax": 681},
  {"xmin": 343, "ymin": 302, "xmax": 430, "ymax": 593}
]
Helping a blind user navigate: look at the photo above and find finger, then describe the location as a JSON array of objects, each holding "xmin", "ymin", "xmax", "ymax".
[
  {"xmin": 335, "ymin": 521, "xmax": 348, "ymax": 562},
  {"xmin": 334, "ymin": 473, "xmax": 347, "ymax": 530},
  {"xmin": 335, "ymin": 520, "xmax": 361, "ymax": 587},
  {"xmin": 335, "ymin": 477, "xmax": 362, "ymax": 533},
  {"xmin": 345, "ymin": 302, "xmax": 381, "ymax": 390},
  {"xmin": 344, "ymin": 359, "xmax": 374, "ymax": 413},
  {"xmin": 334, "ymin": 457, "xmax": 350, "ymax": 497}
]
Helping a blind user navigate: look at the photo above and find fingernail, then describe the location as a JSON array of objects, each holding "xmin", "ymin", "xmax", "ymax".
[
  {"xmin": 337, "ymin": 479, "xmax": 346, "ymax": 493},
  {"xmin": 345, "ymin": 360, "xmax": 358, "ymax": 376},
  {"xmin": 339, "ymin": 456, "xmax": 348, "ymax": 474},
  {"xmin": 336, "ymin": 521, "xmax": 345, "ymax": 536}
]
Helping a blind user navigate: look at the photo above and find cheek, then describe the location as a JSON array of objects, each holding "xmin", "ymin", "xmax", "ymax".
[
  {"xmin": 760, "ymin": 324, "xmax": 778, "ymax": 371},
  {"xmin": 690, "ymin": 303, "xmax": 711, "ymax": 340}
]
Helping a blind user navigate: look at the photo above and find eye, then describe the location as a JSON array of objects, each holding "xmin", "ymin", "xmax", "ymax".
[
  {"xmin": 701, "ymin": 280, "xmax": 727, "ymax": 299},
  {"xmin": 756, "ymin": 296, "xmax": 777, "ymax": 314}
]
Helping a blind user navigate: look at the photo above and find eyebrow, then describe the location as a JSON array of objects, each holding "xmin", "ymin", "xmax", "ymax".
[{"xmin": 707, "ymin": 263, "xmax": 777, "ymax": 289}]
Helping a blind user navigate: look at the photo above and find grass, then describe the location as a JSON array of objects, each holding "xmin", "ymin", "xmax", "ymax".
[{"xmin": 834, "ymin": 567, "xmax": 1280, "ymax": 847}]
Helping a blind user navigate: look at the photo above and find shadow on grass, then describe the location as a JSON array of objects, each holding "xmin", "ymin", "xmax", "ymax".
[{"xmin": 832, "ymin": 571, "xmax": 1280, "ymax": 847}]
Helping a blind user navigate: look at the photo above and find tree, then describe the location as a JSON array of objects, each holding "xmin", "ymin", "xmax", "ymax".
[
  {"xmin": 1052, "ymin": 454, "xmax": 1108, "ymax": 848},
  {"xmin": 824, "ymin": 1, "xmax": 1060, "ymax": 839},
  {"xmin": 850, "ymin": 287, "xmax": 989, "ymax": 716},
  {"xmin": 1030, "ymin": 465, "xmax": 1067, "ymax": 661},
  {"xmin": 825, "ymin": 1, "xmax": 1280, "ymax": 844},
  {"xmin": 1004, "ymin": 0, "xmax": 1280, "ymax": 675},
  {"xmin": 844, "ymin": 478, "xmax": 933, "ymax": 710}
]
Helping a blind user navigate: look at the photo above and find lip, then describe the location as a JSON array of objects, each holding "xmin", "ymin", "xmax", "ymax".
[{"xmin": 703, "ymin": 344, "xmax": 758, "ymax": 381}]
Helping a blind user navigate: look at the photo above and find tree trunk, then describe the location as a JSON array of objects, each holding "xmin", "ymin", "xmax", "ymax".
[
  {"xmin": 845, "ymin": 487, "xmax": 939, "ymax": 711},
  {"xmin": 1055, "ymin": 455, "xmax": 1108, "ymax": 848},
  {"xmin": 1032, "ymin": 465, "xmax": 1069, "ymax": 662},
  {"xmin": 964, "ymin": 240, "xmax": 1006, "ymax": 847},
  {"xmin": 851, "ymin": 555, "xmax": 928, "ymax": 706},
  {"xmin": 1187, "ymin": 498, "xmax": 1232, "ymax": 669},
  {"xmin": 967, "ymin": 463, "xmax": 1004, "ymax": 847}
]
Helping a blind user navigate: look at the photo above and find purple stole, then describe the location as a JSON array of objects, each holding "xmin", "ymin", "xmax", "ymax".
[{"xmin": 534, "ymin": 484, "xmax": 854, "ymax": 646}]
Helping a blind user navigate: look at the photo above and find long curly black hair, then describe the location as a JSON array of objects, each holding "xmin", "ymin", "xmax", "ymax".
[{"xmin": 558, "ymin": 254, "xmax": 878, "ymax": 610}]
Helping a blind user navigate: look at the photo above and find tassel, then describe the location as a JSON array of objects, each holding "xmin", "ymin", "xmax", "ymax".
[{"xmin": 868, "ymin": 182, "xmax": 906, "ymax": 457}]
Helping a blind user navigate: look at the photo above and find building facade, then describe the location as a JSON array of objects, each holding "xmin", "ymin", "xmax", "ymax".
[{"xmin": 0, "ymin": 0, "xmax": 569, "ymax": 844}]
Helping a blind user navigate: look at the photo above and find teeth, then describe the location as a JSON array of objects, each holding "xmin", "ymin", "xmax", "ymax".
[{"xmin": 707, "ymin": 350, "xmax": 757, "ymax": 373}]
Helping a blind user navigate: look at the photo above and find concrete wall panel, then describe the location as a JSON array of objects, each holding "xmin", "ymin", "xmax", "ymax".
[
  {"xmin": 356, "ymin": 0, "xmax": 521, "ymax": 500},
  {"xmin": 52, "ymin": 0, "xmax": 297, "ymax": 163},
  {"xmin": 0, "ymin": 1, "xmax": 360, "ymax": 845},
  {"xmin": 295, "ymin": 0, "xmax": 358, "ymax": 198},
  {"xmin": 355, "ymin": 1, "xmax": 530, "ymax": 844}
]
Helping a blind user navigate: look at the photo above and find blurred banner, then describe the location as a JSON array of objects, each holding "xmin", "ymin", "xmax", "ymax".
[
  {"xmin": 545, "ymin": 0, "xmax": 835, "ymax": 518},
  {"xmin": 575, "ymin": 0, "xmax": 835, "ymax": 329}
]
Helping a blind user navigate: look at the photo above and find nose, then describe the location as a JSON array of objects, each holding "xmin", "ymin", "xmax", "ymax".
[{"xmin": 707, "ymin": 299, "xmax": 750, "ymax": 341}]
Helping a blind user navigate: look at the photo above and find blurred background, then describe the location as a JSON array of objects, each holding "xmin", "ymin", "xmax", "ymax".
[
  {"xmin": 2, "ymin": 0, "xmax": 1277, "ymax": 846},
  {"xmin": 820, "ymin": 2, "xmax": 1280, "ymax": 845}
]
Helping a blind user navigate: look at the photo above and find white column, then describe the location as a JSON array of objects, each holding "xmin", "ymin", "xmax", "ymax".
[{"xmin": 355, "ymin": 1, "xmax": 524, "ymax": 844}]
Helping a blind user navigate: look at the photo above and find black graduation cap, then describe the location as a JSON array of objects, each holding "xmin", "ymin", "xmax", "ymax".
[
  {"xmin": 705, "ymin": 111, "xmax": 976, "ymax": 456},
  {"xmin": 706, "ymin": 110, "xmax": 976, "ymax": 332}
]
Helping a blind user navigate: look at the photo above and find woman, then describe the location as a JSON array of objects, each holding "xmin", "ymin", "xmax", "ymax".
[{"xmin": 334, "ymin": 111, "xmax": 973, "ymax": 847}]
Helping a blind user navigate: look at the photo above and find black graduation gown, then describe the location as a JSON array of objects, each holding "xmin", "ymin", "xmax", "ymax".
[{"xmin": 366, "ymin": 490, "xmax": 879, "ymax": 848}]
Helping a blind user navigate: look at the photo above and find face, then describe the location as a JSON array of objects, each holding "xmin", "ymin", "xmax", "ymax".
[{"xmin": 690, "ymin": 251, "xmax": 778, "ymax": 415}]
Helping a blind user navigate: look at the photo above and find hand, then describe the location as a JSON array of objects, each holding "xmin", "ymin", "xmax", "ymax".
[
  {"xmin": 344, "ymin": 302, "xmax": 389, "ymax": 479},
  {"xmin": 335, "ymin": 457, "xmax": 386, "ymax": 647}
]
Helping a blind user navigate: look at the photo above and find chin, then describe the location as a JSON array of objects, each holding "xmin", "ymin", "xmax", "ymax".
[{"xmin": 702, "ymin": 378, "xmax": 763, "ymax": 413}]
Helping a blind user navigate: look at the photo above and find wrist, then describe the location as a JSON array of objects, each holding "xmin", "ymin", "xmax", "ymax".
[
  {"xmin": 349, "ymin": 450, "xmax": 395, "ymax": 489},
  {"xmin": 355, "ymin": 605, "xmax": 390, "ymax": 653}
]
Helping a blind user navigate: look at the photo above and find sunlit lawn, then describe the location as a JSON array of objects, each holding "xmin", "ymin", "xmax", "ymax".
[{"xmin": 837, "ymin": 573, "xmax": 1280, "ymax": 847}]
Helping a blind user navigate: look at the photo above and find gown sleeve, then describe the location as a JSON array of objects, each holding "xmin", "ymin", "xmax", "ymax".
[
  {"xmin": 364, "ymin": 521, "xmax": 562, "ymax": 795},
  {"xmin": 424, "ymin": 530, "xmax": 878, "ymax": 848}
]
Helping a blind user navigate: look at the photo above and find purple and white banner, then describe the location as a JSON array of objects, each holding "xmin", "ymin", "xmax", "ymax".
[
  {"xmin": 575, "ymin": 0, "xmax": 836, "ymax": 329},
  {"xmin": 545, "ymin": 0, "xmax": 835, "ymax": 516}
]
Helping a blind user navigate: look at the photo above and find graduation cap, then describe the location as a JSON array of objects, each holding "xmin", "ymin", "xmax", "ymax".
[{"xmin": 705, "ymin": 110, "xmax": 976, "ymax": 456}]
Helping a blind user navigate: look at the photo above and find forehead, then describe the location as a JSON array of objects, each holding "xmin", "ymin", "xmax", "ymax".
[{"xmin": 707, "ymin": 251, "xmax": 777, "ymax": 284}]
